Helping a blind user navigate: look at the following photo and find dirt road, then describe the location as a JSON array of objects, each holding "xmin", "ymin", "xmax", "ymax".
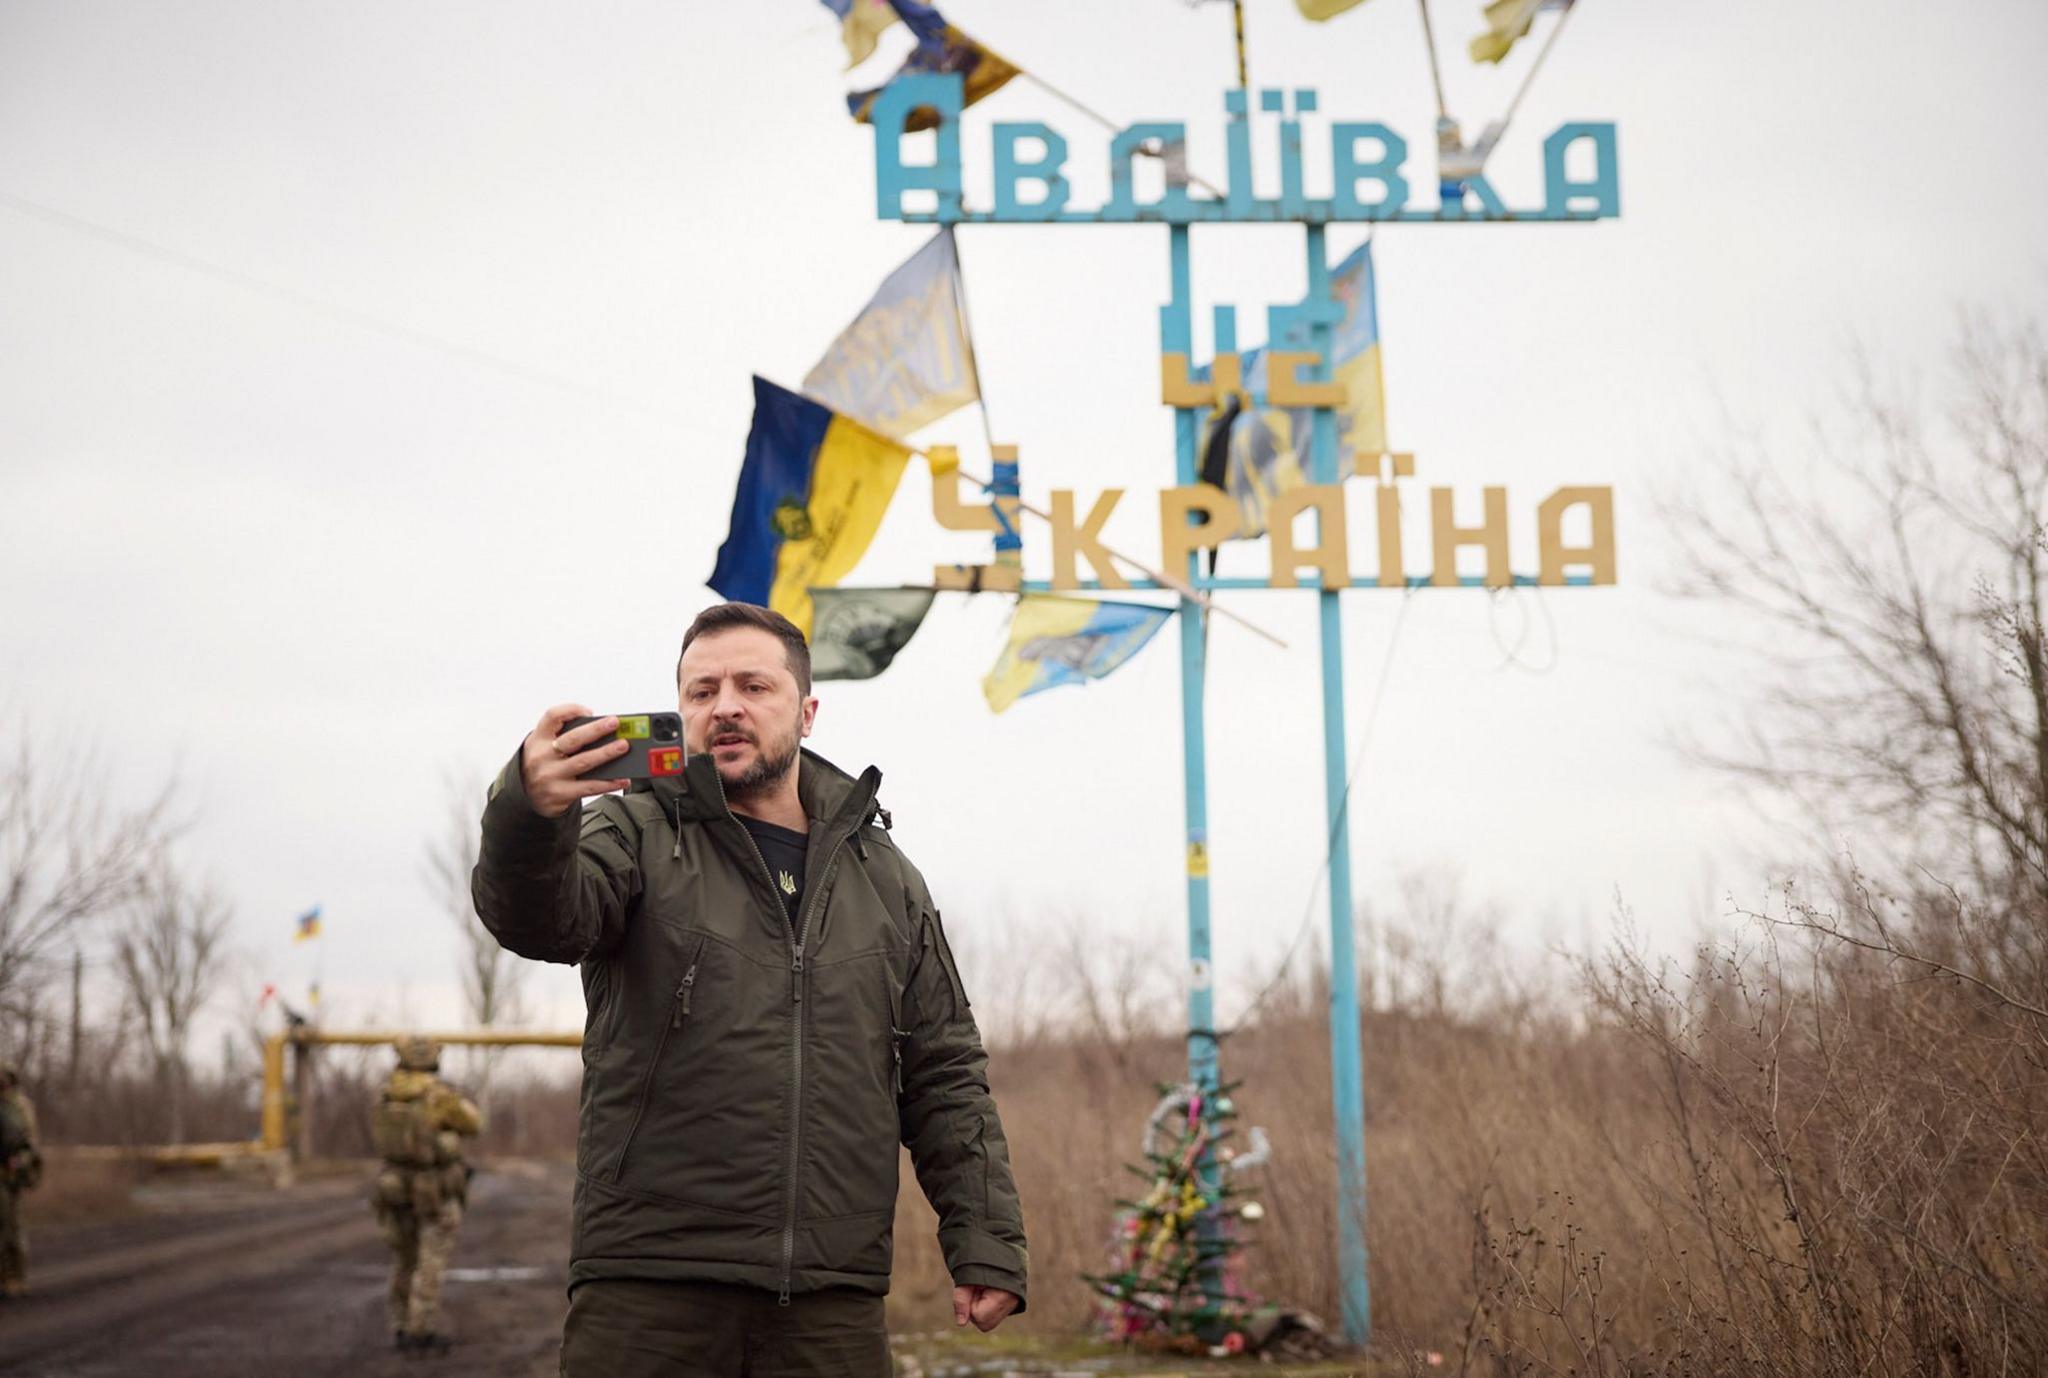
[
  {"xmin": 0, "ymin": 1162, "xmax": 1377, "ymax": 1378},
  {"xmin": 0, "ymin": 1160, "xmax": 570, "ymax": 1378}
]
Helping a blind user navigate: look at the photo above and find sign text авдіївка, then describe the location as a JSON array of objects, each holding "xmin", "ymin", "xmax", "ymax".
[{"xmin": 871, "ymin": 76, "xmax": 1618, "ymax": 225}]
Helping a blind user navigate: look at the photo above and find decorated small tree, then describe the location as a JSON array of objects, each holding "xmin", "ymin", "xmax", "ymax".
[{"xmin": 1085, "ymin": 1080, "xmax": 1272, "ymax": 1351}]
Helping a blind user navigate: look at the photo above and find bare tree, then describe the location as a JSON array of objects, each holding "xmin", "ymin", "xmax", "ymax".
[
  {"xmin": 0, "ymin": 734, "xmax": 169, "ymax": 1046},
  {"xmin": 114, "ymin": 860, "xmax": 232, "ymax": 1144},
  {"xmin": 425, "ymin": 778, "xmax": 525, "ymax": 1105},
  {"xmin": 1666, "ymin": 318, "xmax": 2048, "ymax": 986}
]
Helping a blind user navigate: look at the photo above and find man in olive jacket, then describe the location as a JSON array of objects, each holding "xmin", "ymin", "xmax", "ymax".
[{"xmin": 473, "ymin": 601, "xmax": 1026, "ymax": 1376}]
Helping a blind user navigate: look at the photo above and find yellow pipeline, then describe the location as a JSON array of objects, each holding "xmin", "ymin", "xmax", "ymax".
[{"xmin": 259, "ymin": 1028, "xmax": 581, "ymax": 1151}]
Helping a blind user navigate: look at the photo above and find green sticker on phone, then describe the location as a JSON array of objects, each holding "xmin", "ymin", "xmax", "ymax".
[{"xmin": 617, "ymin": 715, "xmax": 651, "ymax": 740}]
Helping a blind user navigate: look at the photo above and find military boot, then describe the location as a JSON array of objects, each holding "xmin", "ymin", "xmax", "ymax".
[{"xmin": 402, "ymin": 1330, "xmax": 453, "ymax": 1357}]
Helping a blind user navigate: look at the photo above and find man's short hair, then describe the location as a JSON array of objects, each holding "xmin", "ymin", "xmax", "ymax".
[{"xmin": 678, "ymin": 602, "xmax": 813, "ymax": 696}]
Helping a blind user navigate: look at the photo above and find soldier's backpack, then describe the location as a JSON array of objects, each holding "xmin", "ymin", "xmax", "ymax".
[
  {"xmin": 0, "ymin": 1097, "xmax": 37, "ymax": 1190},
  {"xmin": 373, "ymin": 1085, "xmax": 439, "ymax": 1167},
  {"xmin": 0, "ymin": 1099, "xmax": 28, "ymax": 1162}
]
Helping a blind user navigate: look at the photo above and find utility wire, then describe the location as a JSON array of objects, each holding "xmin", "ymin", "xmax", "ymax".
[
  {"xmin": 0, "ymin": 190, "xmax": 688, "ymax": 426},
  {"xmin": 1219, "ymin": 585, "xmax": 1418, "ymax": 1037}
]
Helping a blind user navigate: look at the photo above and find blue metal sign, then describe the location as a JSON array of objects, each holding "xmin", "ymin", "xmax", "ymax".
[
  {"xmin": 872, "ymin": 75, "xmax": 1618, "ymax": 224},
  {"xmin": 868, "ymin": 72, "xmax": 1621, "ymax": 1348}
]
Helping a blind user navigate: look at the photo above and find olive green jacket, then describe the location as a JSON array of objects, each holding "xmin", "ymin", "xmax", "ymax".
[{"xmin": 472, "ymin": 746, "xmax": 1027, "ymax": 1308}]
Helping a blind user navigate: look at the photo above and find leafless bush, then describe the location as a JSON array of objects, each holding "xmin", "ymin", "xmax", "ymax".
[
  {"xmin": 113, "ymin": 859, "xmax": 233, "ymax": 1144},
  {"xmin": 1541, "ymin": 888, "xmax": 2048, "ymax": 1376},
  {"xmin": 425, "ymin": 775, "xmax": 527, "ymax": 1107},
  {"xmin": 1664, "ymin": 319, "xmax": 2048, "ymax": 923},
  {"xmin": 0, "ymin": 734, "xmax": 171, "ymax": 1048}
]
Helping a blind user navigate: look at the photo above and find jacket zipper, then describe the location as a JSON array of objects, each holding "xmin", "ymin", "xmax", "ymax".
[
  {"xmin": 608, "ymin": 935, "xmax": 706, "ymax": 1183},
  {"xmin": 884, "ymin": 961, "xmax": 905, "ymax": 1102},
  {"xmin": 703, "ymin": 767, "xmax": 868, "ymax": 1306},
  {"xmin": 777, "ymin": 832, "xmax": 848, "ymax": 1303}
]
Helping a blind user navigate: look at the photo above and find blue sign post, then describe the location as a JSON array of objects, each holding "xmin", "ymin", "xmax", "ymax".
[{"xmin": 871, "ymin": 74, "xmax": 1619, "ymax": 1347}]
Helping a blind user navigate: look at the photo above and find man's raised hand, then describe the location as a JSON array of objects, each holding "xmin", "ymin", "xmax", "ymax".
[{"xmin": 519, "ymin": 704, "xmax": 632, "ymax": 818}]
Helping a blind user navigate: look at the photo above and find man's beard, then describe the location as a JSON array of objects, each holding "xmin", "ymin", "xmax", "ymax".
[{"xmin": 713, "ymin": 724, "xmax": 800, "ymax": 802}]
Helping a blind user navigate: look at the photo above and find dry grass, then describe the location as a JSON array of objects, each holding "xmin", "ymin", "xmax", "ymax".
[
  {"xmin": 16, "ymin": 883, "xmax": 2043, "ymax": 1375},
  {"xmin": 888, "ymin": 891, "xmax": 2048, "ymax": 1376}
]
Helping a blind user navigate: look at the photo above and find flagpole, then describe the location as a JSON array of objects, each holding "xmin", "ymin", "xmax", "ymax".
[
  {"xmin": 1229, "ymin": 0, "xmax": 1249, "ymax": 89},
  {"xmin": 1500, "ymin": 0, "xmax": 1577, "ymax": 128},
  {"xmin": 923, "ymin": 450, "xmax": 1289, "ymax": 650},
  {"xmin": 1416, "ymin": 0, "xmax": 1451, "ymax": 121},
  {"xmin": 1015, "ymin": 72, "xmax": 1229, "ymax": 202},
  {"xmin": 937, "ymin": 227, "xmax": 1283, "ymax": 645},
  {"xmin": 806, "ymin": 386, "xmax": 1283, "ymax": 645},
  {"xmin": 944, "ymin": 226, "xmax": 1000, "ymax": 457}
]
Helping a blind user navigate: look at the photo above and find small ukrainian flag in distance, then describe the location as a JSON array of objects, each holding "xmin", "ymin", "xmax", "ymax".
[{"xmin": 293, "ymin": 905, "xmax": 322, "ymax": 943}]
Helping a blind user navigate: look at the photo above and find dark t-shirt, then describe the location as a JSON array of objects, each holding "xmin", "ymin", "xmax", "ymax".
[{"xmin": 736, "ymin": 813, "xmax": 808, "ymax": 933}]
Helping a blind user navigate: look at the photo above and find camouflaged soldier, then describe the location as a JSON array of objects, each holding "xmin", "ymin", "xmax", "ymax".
[
  {"xmin": 370, "ymin": 1036, "xmax": 482, "ymax": 1353},
  {"xmin": 0, "ymin": 1060, "xmax": 39, "ymax": 1300}
]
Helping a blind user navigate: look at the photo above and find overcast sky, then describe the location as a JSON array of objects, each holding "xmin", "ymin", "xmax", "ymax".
[{"xmin": 4, "ymin": 0, "xmax": 2045, "ymax": 1046}]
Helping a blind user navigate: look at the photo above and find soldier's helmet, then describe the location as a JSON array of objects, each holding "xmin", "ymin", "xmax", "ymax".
[{"xmin": 393, "ymin": 1036, "xmax": 442, "ymax": 1072}]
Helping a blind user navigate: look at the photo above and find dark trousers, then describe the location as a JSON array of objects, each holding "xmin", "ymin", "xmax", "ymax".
[{"xmin": 560, "ymin": 1278, "xmax": 891, "ymax": 1378}]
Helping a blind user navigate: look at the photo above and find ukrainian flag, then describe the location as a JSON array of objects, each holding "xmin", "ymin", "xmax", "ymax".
[
  {"xmin": 847, "ymin": 0, "xmax": 1020, "ymax": 133},
  {"xmin": 820, "ymin": 0, "xmax": 898, "ymax": 69},
  {"xmin": 293, "ymin": 905, "xmax": 322, "ymax": 942},
  {"xmin": 1207, "ymin": 240, "xmax": 1386, "ymax": 539},
  {"xmin": 983, "ymin": 595, "xmax": 1174, "ymax": 714},
  {"xmin": 710, "ymin": 377, "xmax": 912, "ymax": 638}
]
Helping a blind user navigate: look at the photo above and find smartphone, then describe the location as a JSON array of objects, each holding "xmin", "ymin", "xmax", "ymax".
[{"xmin": 564, "ymin": 712, "xmax": 687, "ymax": 780}]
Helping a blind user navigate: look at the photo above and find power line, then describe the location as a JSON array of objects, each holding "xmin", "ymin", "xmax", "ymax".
[
  {"xmin": 1220, "ymin": 585, "xmax": 1417, "ymax": 1037},
  {"xmin": 0, "ymin": 189, "xmax": 689, "ymax": 425}
]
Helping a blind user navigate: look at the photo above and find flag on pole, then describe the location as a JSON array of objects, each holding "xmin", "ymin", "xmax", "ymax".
[
  {"xmin": 292, "ymin": 905, "xmax": 322, "ymax": 942},
  {"xmin": 1296, "ymin": 0, "xmax": 1374, "ymax": 19},
  {"xmin": 820, "ymin": 0, "xmax": 899, "ymax": 68},
  {"xmin": 983, "ymin": 595, "xmax": 1173, "ymax": 713},
  {"xmin": 848, "ymin": 0, "xmax": 1020, "ymax": 132},
  {"xmin": 810, "ymin": 587, "xmax": 937, "ymax": 681},
  {"xmin": 1469, "ymin": 0, "xmax": 1568, "ymax": 63},
  {"xmin": 1202, "ymin": 239, "xmax": 1386, "ymax": 539},
  {"xmin": 710, "ymin": 378, "xmax": 913, "ymax": 638},
  {"xmin": 803, "ymin": 232, "xmax": 977, "ymax": 439}
]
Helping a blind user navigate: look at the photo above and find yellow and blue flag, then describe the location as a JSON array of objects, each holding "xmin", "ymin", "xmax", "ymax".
[
  {"xmin": 1297, "ymin": 0, "xmax": 1375, "ymax": 18},
  {"xmin": 293, "ymin": 905, "xmax": 322, "ymax": 942},
  {"xmin": 848, "ymin": 0, "xmax": 1020, "ymax": 133},
  {"xmin": 710, "ymin": 377, "xmax": 913, "ymax": 638},
  {"xmin": 983, "ymin": 595, "xmax": 1173, "ymax": 714},
  {"xmin": 803, "ymin": 231, "xmax": 977, "ymax": 439},
  {"xmin": 1470, "ymin": 0, "xmax": 1570, "ymax": 64},
  {"xmin": 1202, "ymin": 239, "xmax": 1386, "ymax": 539},
  {"xmin": 820, "ymin": 0, "xmax": 899, "ymax": 69}
]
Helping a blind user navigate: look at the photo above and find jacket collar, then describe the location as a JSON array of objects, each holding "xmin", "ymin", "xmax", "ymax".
[{"xmin": 651, "ymin": 746, "xmax": 883, "ymax": 836}]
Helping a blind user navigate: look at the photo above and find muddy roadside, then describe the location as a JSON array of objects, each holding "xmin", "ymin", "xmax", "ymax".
[{"xmin": 0, "ymin": 1159, "xmax": 1392, "ymax": 1377}]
